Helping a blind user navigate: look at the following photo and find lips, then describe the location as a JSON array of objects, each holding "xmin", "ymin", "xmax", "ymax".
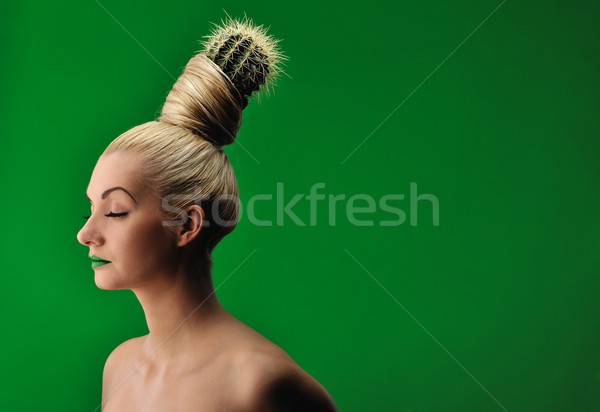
[{"xmin": 90, "ymin": 255, "xmax": 111, "ymax": 268}]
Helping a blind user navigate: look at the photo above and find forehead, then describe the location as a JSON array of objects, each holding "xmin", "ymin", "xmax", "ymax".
[{"xmin": 87, "ymin": 152, "xmax": 143, "ymax": 199}]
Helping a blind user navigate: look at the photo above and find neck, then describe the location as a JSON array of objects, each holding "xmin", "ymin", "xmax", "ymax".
[{"xmin": 131, "ymin": 255, "xmax": 231, "ymax": 362}]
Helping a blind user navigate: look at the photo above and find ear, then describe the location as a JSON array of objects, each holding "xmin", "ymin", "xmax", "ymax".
[{"xmin": 175, "ymin": 204, "xmax": 205, "ymax": 247}]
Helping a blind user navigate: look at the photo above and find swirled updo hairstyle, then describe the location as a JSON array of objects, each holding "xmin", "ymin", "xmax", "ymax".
[{"xmin": 102, "ymin": 16, "xmax": 285, "ymax": 260}]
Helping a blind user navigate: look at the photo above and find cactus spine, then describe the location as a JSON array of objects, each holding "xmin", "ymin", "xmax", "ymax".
[{"xmin": 201, "ymin": 16, "xmax": 286, "ymax": 108}]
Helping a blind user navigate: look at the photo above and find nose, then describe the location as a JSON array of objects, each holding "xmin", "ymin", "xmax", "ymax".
[{"xmin": 76, "ymin": 216, "xmax": 104, "ymax": 247}]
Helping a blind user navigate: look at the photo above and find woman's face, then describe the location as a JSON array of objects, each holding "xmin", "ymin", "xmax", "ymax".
[{"xmin": 77, "ymin": 151, "xmax": 177, "ymax": 290}]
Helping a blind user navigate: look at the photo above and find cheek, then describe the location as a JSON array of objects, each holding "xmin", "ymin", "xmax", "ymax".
[
  {"xmin": 95, "ymin": 217, "xmax": 176, "ymax": 289},
  {"xmin": 122, "ymin": 217, "xmax": 175, "ymax": 266}
]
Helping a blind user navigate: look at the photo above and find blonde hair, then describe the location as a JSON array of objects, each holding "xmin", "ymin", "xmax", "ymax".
[{"xmin": 102, "ymin": 17, "xmax": 284, "ymax": 261}]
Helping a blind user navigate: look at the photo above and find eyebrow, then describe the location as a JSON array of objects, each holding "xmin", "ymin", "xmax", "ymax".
[{"xmin": 86, "ymin": 186, "xmax": 138, "ymax": 204}]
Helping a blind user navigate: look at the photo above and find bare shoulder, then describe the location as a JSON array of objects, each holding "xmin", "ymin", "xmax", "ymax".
[
  {"xmin": 226, "ymin": 342, "xmax": 337, "ymax": 412},
  {"xmin": 101, "ymin": 336, "xmax": 145, "ymax": 402},
  {"xmin": 103, "ymin": 335, "xmax": 144, "ymax": 373}
]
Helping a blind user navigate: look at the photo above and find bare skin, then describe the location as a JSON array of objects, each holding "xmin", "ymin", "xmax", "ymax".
[{"xmin": 77, "ymin": 152, "xmax": 337, "ymax": 411}]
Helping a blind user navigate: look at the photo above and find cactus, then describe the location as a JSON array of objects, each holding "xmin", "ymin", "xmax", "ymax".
[{"xmin": 200, "ymin": 15, "xmax": 286, "ymax": 108}]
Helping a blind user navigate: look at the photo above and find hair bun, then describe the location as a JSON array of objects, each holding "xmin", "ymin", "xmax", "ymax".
[
  {"xmin": 159, "ymin": 16, "xmax": 285, "ymax": 147},
  {"xmin": 201, "ymin": 16, "xmax": 286, "ymax": 109}
]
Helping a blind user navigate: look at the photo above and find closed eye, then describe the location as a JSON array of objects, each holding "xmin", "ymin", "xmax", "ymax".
[
  {"xmin": 106, "ymin": 212, "xmax": 128, "ymax": 218},
  {"xmin": 82, "ymin": 212, "xmax": 128, "ymax": 220}
]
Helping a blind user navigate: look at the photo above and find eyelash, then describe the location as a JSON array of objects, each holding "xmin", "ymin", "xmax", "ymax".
[{"xmin": 82, "ymin": 212, "xmax": 128, "ymax": 220}]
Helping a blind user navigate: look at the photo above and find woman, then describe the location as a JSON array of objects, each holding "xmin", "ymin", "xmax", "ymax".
[{"xmin": 77, "ymin": 17, "xmax": 337, "ymax": 411}]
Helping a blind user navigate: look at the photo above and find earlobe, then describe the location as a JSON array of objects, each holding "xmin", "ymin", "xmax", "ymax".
[{"xmin": 176, "ymin": 205, "xmax": 205, "ymax": 247}]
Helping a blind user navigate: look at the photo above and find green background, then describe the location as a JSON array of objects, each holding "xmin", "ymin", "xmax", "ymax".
[{"xmin": 1, "ymin": 0, "xmax": 599, "ymax": 411}]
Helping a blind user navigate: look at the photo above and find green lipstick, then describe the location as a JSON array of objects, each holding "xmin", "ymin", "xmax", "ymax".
[{"xmin": 90, "ymin": 255, "xmax": 111, "ymax": 268}]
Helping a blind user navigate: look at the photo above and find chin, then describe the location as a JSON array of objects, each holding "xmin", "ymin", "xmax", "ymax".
[
  {"xmin": 93, "ymin": 267, "xmax": 123, "ymax": 290},
  {"xmin": 94, "ymin": 277, "xmax": 117, "ymax": 290}
]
